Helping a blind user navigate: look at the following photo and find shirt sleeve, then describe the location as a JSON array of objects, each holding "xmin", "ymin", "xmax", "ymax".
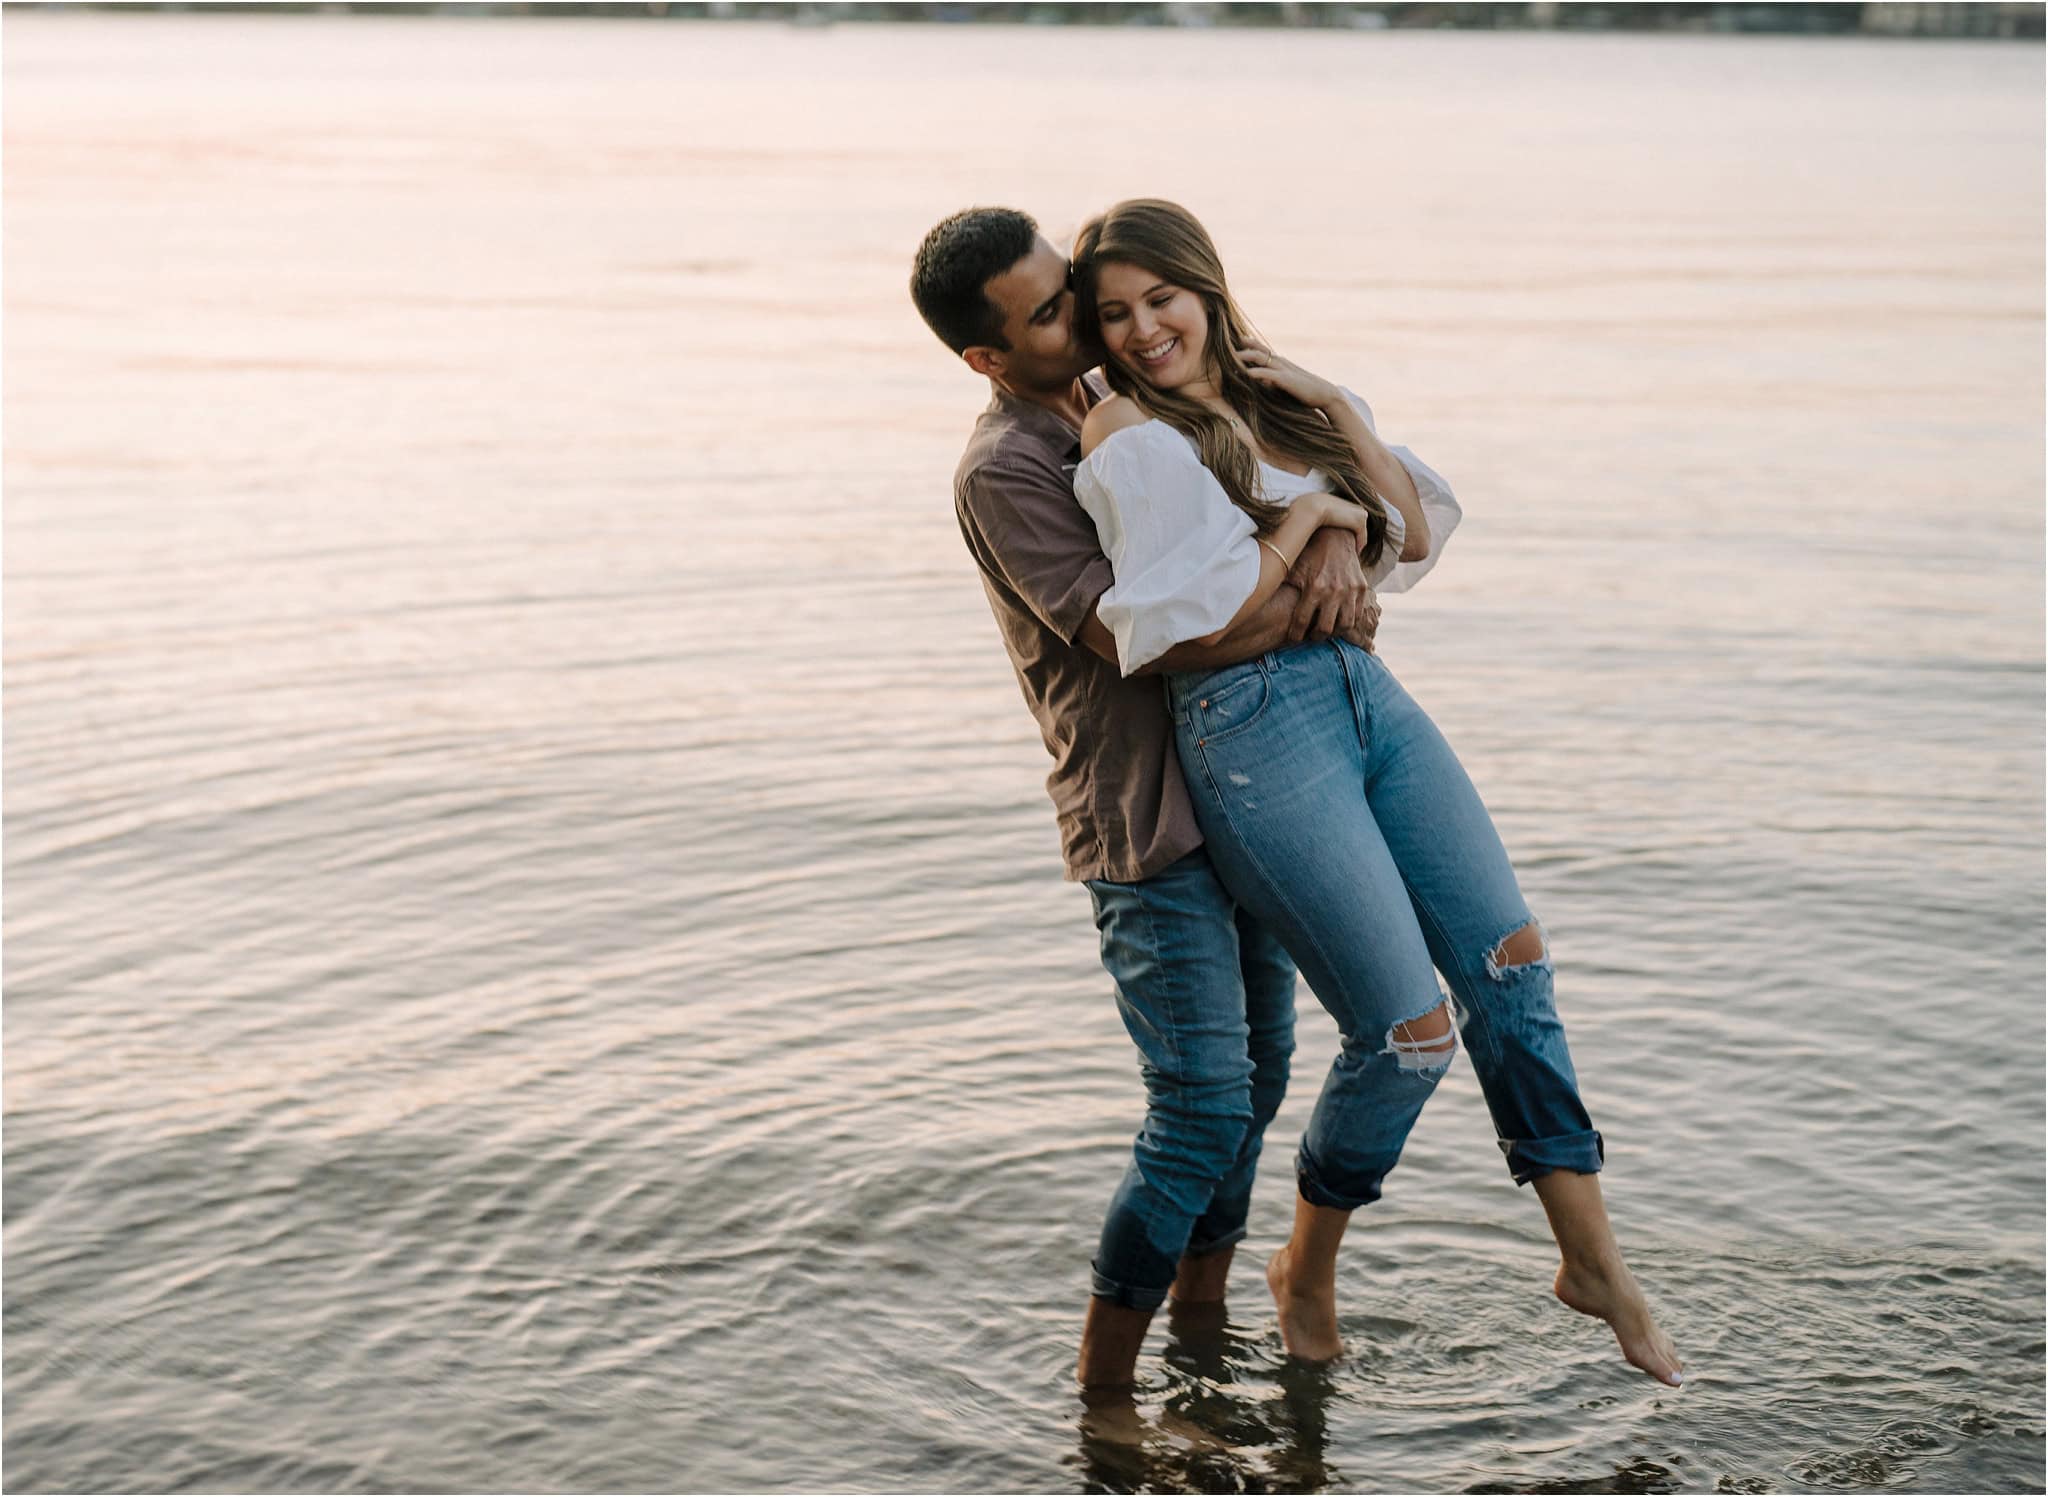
[
  {"xmin": 956, "ymin": 456, "xmax": 1115, "ymax": 645},
  {"xmin": 1072, "ymin": 423, "xmax": 1261, "ymax": 677},
  {"xmin": 1344, "ymin": 388, "xmax": 1463, "ymax": 595}
]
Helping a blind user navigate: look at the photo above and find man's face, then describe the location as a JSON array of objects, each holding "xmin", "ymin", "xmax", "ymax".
[{"xmin": 975, "ymin": 236, "xmax": 1102, "ymax": 390}]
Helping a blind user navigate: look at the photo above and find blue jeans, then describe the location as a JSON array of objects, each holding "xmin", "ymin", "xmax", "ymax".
[
  {"xmin": 1166, "ymin": 638, "xmax": 1604, "ymax": 1211},
  {"xmin": 1083, "ymin": 849, "xmax": 1298, "ymax": 1311}
]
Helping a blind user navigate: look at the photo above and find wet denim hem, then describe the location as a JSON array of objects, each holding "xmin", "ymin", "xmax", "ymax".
[
  {"xmin": 1499, "ymin": 1128, "xmax": 1605, "ymax": 1185},
  {"xmin": 1089, "ymin": 1261, "xmax": 1171, "ymax": 1312},
  {"xmin": 1295, "ymin": 1153, "xmax": 1387, "ymax": 1213},
  {"xmin": 1183, "ymin": 1223, "xmax": 1249, "ymax": 1260}
]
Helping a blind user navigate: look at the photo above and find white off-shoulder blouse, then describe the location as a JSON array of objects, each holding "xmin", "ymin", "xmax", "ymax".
[{"xmin": 1072, "ymin": 389, "xmax": 1463, "ymax": 676}]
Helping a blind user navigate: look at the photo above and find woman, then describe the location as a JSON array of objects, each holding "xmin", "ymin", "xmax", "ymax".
[{"xmin": 1068, "ymin": 198, "xmax": 1683, "ymax": 1388}]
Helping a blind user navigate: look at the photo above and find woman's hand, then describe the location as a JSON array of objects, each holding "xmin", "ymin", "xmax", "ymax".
[
  {"xmin": 1239, "ymin": 345, "xmax": 1345, "ymax": 414},
  {"xmin": 1299, "ymin": 491, "xmax": 1372, "ymax": 543}
]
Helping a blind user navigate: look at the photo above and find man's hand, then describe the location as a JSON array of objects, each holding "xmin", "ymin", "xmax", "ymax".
[
  {"xmin": 1340, "ymin": 591, "xmax": 1381, "ymax": 654},
  {"xmin": 1286, "ymin": 528, "xmax": 1377, "ymax": 645}
]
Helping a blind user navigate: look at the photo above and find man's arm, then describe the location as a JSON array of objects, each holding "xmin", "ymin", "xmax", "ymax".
[
  {"xmin": 1080, "ymin": 581, "xmax": 1301, "ymax": 675},
  {"xmin": 1076, "ymin": 528, "xmax": 1380, "ymax": 675},
  {"xmin": 957, "ymin": 459, "xmax": 1118, "ymax": 646}
]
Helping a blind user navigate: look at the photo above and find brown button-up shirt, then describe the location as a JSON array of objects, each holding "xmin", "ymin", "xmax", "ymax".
[{"xmin": 952, "ymin": 375, "xmax": 1204, "ymax": 884}]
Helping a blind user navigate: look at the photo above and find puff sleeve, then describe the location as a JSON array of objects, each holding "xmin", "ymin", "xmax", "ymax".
[{"xmin": 1072, "ymin": 422, "xmax": 1263, "ymax": 677}]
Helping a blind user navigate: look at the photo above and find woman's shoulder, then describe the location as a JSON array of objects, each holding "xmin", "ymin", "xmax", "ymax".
[{"xmin": 1079, "ymin": 394, "xmax": 1155, "ymax": 458}]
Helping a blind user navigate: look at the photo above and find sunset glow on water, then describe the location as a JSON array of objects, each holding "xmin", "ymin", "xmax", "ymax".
[{"xmin": 4, "ymin": 11, "xmax": 2042, "ymax": 1492}]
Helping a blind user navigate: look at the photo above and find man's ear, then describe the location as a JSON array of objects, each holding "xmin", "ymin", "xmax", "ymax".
[{"xmin": 962, "ymin": 345, "xmax": 1006, "ymax": 379}]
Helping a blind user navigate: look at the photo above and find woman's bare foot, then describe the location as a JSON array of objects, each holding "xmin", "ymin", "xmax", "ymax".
[
  {"xmin": 1553, "ymin": 1259, "xmax": 1684, "ymax": 1386},
  {"xmin": 1265, "ymin": 1243, "xmax": 1343, "ymax": 1362}
]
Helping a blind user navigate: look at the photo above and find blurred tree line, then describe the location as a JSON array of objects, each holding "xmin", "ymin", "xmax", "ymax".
[{"xmin": 32, "ymin": 0, "xmax": 2047, "ymax": 37}]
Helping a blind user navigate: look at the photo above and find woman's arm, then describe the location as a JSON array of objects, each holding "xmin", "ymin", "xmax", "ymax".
[
  {"xmin": 1073, "ymin": 421, "xmax": 1373, "ymax": 676},
  {"xmin": 1240, "ymin": 349, "xmax": 1430, "ymax": 563},
  {"xmin": 1325, "ymin": 399, "xmax": 1428, "ymax": 563},
  {"xmin": 1191, "ymin": 493, "xmax": 1368, "ymax": 645}
]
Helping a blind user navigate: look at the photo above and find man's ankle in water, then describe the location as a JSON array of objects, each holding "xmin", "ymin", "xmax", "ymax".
[
  {"xmin": 1168, "ymin": 1242, "xmax": 1237, "ymax": 1305},
  {"xmin": 1076, "ymin": 1294, "xmax": 1155, "ymax": 1392}
]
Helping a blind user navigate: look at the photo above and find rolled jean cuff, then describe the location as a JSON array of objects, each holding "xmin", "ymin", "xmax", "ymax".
[
  {"xmin": 1089, "ymin": 1261, "xmax": 1170, "ymax": 1313},
  {"xmin": 1183, "ymin": 1222, "xmax": 1249, "ymax": 1260},
  {"xmin": 1295, "ymin": 1154, "xmax": 1385, "ymax": 1213},
  {"xmin": 1499, "ymin": 1128, "xmax": 1605, "ymax": 1185}
]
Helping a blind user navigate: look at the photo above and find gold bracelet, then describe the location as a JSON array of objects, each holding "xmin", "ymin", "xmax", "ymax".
[{"xmin": 1258, "ymin": 537, "xmax": 1293, "ymax": 569}]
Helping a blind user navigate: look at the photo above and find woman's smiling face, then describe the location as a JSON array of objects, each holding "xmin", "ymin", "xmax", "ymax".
[{"xmin": 1092, "ymin": 259, "xmax": 1210, "ymax": 392}]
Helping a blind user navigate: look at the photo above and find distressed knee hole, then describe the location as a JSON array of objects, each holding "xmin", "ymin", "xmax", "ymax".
[
  {"xmin": 1485, "ymin": 920, "xmax": 1548, "ymax": 980},
  {"xmin": 1387, "ymin": 1000, "xmax": 1457, "ymax": 1072}
]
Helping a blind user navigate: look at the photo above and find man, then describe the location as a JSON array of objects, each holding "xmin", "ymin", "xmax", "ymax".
[{"xmin": 909, "ymin": 206, "xmax": 1381, "ymax": 1398}]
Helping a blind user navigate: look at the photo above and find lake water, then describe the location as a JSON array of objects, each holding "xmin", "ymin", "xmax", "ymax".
[{"xmin": 3, "ymin": 11, "xmax": 2043, "ymax": 1493}]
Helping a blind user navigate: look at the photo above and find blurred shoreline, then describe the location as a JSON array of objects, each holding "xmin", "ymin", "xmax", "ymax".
[{"xmin": 17, "ymin": 0, "xmax": 2047, "ymax": 39}]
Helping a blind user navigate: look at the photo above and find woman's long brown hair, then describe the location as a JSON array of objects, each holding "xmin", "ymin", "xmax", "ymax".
[{"xmin": 1071, "ymin": 198, "xmax": 1386, "ymax": 568}]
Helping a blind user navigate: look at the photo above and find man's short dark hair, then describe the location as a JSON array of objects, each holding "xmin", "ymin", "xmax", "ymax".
[{"xmin": 910, "ymin": 207, "xmax": 1038, "ymax": 356}]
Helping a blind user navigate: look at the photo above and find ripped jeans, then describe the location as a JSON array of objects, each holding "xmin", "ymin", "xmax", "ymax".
[{"xmin": 1167, "ymin": 638, "xmax": 1604, "ymax": 1213}]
